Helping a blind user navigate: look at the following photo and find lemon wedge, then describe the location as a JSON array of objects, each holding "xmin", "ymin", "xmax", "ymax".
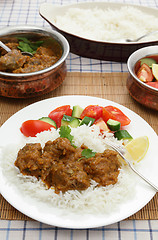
[
  {"xmin": 124, "ymin": 136, "xmax": 149, "ymax": 162},
  {"xmin": 152, "ymin": 64, "xmax": 158, "ymax": 81}
]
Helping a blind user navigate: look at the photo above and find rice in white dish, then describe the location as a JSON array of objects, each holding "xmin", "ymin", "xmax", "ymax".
[
  {"xmin": 55, "ymin": 6, "xmax": 158, "ymax": 42},
  {"xmin": 0, "ymin": 125, "xmax": 136, "ymax": 214}
]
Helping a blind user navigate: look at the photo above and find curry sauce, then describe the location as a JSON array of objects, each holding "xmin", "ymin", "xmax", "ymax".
[
  {"xmin": 15, "ymin": 137, "xmax": 121, "ymax": 193},
  {"xmin": 0, "ymin": 36, "xmax": 62, "ymax": 73}
]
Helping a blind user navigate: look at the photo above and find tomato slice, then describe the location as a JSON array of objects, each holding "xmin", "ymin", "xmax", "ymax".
[
  {"xmin": 134, "ymin": 60, "xmax": 141, "ymax": 74},
  {"xmin": 93, "ymin": 117, "xmax": 110, "ymax": 132},
  {"xmin": 102, "ymin": 106, "xmax": 131, "ymax": 126},
  {"xmin": 48, "ymin": 105, "xmax": 72, "ymax": 128},
  {"xmin": 80, "ymin": 105, "xmax": 103, "ymax": 120},
  {"xmin": 136, "ymin": 63, "xmax": 153, "ymax": 82},
  {"xmin": 20, "ymin": 120, "xmax": 55, "ymax": 137},
  {"xmin": 146, "ymin": 81, "xmax": 158, "ymax": 89}
]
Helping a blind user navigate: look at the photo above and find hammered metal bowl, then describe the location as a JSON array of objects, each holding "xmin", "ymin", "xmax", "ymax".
[
  {"xmin": 0, "ymin": 25, "xmax": 69, "ymax": 98},
  {"xmin": 127, "ymin": 46, "xmax": 158, "ymax": 110}
]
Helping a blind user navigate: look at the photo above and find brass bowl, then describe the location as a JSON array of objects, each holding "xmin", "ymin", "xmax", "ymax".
[
  {"xmin": 0, "ymin": 26, "xmax": 69, "ymax": 98},
  {"xmin": 127, "ymin": 46, "xmax": 158, "ymax": 110}
]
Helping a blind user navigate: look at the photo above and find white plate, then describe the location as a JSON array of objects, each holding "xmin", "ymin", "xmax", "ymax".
[{"xmin": 0, "ymin": 95, "xmax": 157, "ymax": 229}]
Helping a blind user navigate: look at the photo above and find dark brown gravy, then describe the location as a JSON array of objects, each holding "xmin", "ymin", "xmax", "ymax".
[
  {"xmin": 15, "ymin": 137, "xmax": 121, "ymax": 193},
  {"xmin": 0, "ymin": 36, "xmax": 62, "ymax": 73}
]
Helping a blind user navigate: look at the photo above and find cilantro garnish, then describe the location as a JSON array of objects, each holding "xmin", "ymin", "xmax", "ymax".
[
  {"xmin": 59, "ymin": 126, "xmax": 96, "ymax": 156},
  {"xmin": 78, "ymin": 149, "xmax": 96, "ymax": 161},
  {"xmin": 17, "ymin": 37, "xmax": 43, "ymax": 54},
  {"xmin": 81, "ymin": 149, "xmax": 96, "ymax": 158},
  {"xmin": 59, "ymin": 126, "xmax": 74, "ymax": 145}
]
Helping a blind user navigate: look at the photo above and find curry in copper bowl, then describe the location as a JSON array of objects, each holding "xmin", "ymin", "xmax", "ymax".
[
  {"xmin": 0, "ymin": 25, "xmax": 69, "ymax": 98},
  {"xmin": 0, "ymin": 36, "xmax": 62, "ymax": 74}
]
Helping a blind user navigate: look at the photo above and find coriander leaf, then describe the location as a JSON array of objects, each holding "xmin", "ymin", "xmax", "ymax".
[
  {"xmin": 29, "ymin": 41, "xmax": 43, "ymax": 51},
  {"xmin": 17, "ymin": 37, "xmax": 30, "ymax": 43},
  {"xmin": 59, "ymin": 126, "xmax": 74, "ymax": 144},
  {"xmin": 81, "ymin": 149, "xmax": 96, "ymax": 158},
  {"xmin": 17, "ymin": 37, "xmax": 43, "ymax": 54},
  {"xmin": 18, "ymin": 41, "xmax": 35, "ymax": 54}
]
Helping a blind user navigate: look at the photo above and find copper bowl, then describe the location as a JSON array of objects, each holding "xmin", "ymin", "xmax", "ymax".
[
  {"xmin": 40, "ymin": 2, "xmax": 158, "ymax": 62},
  {"xmin": 0, "ymin": 26, "xmax": 69, "ymax": 98},
  {"xmin": 127, "ymin": 46, "xmax": 158, "ymax": 110}
]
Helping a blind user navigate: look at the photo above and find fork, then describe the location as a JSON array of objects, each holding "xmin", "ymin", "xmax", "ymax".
[
  {"xmin": 104, "ymin": 140, "xmax": 158, "ymax": 192},
  {"xmin": 126, "ymin": 30, "xmax": 158, "ymax": 42}
]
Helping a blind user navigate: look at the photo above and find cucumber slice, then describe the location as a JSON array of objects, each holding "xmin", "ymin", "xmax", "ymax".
[
  {"xmin": 140, "ymin": 58, "xmax": 156, "ymax": 68},
  {"xmin": 107, "ymin": 119, "xmax": 121, "ymax": 131},
  {"xmin": 61, "ymin": 115, "xmax": 80, "ymax": 128},
  {"xmin": 79, "ymin": 116, "xmax": 95, "ymax": 126},
  {"xmin": 39, "ymin": 117, "xmax": 57, "ymax": 129},
  {"xmin": 114, "ymin": 130, "xmax": 133, "ymax": 140},
  {"xmin": 72, "ymin": 105, "xmax": 83, "ymax": 118}
]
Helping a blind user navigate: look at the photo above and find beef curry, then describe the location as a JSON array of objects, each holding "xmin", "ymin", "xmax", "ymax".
[
  {"xmin": 15, "ymin": 137, "xmax": 121, "ymax": 193},
  {"xmin": 0, "ymin": 36, "xmax": 62, "ymax": 73}
]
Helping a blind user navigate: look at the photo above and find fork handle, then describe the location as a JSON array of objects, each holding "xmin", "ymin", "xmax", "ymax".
[
  {"xmin": 127, "ymin": 161, "xmax": 158, "ymax": 192},
  {"xmin": 105, "ymin": 142, "xmax": 158, "ymax": 192}
]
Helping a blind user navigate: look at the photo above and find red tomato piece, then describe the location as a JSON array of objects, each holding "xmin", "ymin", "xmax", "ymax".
[
  {"xmin": 80, "ymin": 105, "xmax": 103, "ymax": 120},
  {"xmin": 134, "ymin": 60, "xmax": 141, "ymax": 74},
  {"xmin": 94, "ymin": 118, "xmax": 110, "ymax": 132},
  {"xmin": 48, "ymin": 105, "xmax": 72, "ymax": 128},
  {"xmin": 20, "ymin": 120, "xmax": 55, "ymax": 137},
  {"xmin": 146, "ymin": 81, "xmax": 158, "ymax": 89},
  {"xmin": 137, "ymin": 63, "xmax": 153, "ymax": 82},
  {"xmin": 102, "ymin": 106, "xmax": 131, "ymax": 126}
]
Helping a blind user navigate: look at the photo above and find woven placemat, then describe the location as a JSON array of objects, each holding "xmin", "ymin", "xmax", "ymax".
[{"xmin": 0, "ymin": 72, "xmax": 157, "ymax": 221}]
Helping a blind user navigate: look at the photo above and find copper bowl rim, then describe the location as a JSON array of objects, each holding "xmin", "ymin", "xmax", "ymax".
[
  {"xmin": 0, "ymin": 25, "xmax": 70, "ymax": 78},
  {"xmin": 127, "ymin": 45, "xmax": 158, "ymax": 93}
]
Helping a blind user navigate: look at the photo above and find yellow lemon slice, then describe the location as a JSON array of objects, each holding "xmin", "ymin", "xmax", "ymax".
[
  {"xmin": 124, "ymin": 136, "xmax": 149, "ymax": 162},
  {"xmin": 152, "ymin": 64, "xmax": 158, "ymax": 81}
]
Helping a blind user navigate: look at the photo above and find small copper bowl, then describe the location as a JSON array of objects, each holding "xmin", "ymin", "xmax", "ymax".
[
  {"xmin": 127, "ymin": 46, "xmax": 158, "ymax": 111},
  {"xmin": 0, "ymin": 26, "xmax": 69, "ymax": 98}
]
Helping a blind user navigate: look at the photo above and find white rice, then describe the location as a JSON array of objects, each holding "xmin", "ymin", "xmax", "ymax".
[
  {"xmin": 0, "ymin": 125, "xmax": 136, "ymax": 214},
  {"xmin": 55, "ymin": 6, "xmax": 158, "ymax": 42}
]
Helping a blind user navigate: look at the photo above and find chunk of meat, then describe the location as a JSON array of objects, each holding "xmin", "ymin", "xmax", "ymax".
[
  {"xmin": 13, "ymin": 47, "xmax": 58, "ymax": 73},
  {"xmin": 15, "ymin": 137, "xmax": 121, "ymax": 194},
  {"xmin": 0, "ymin": 49, "xmax": 29, "ymax": 72},
  {"xmin": 83, "ymin": 149, "xmax": 121, "ymax": 186},
  {"xmin": 43, "ymin": 160, "xmax": 90, "ymax": 193},
  {"xmin": 40, "ymin": 138, "xmax": 89, "ymax": 192},
  {"xmin": 36, "ymin": 46, "xmax": 57, "ymax": 57},
  {"xmin": 43, "ymin": 138, "xmax": 76, "ymax": 158},
  {"xmin": 0, "ymin": 42, "xmax": 19, "ymax": 56},
  {"xmin": 15, "ymin": 143, "xmax": 42, "ymax": 178}
]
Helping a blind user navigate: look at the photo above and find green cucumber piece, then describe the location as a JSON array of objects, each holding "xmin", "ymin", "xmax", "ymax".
[
  {"xmin": 79, "ymin": 116, "xmax": 95, "ymax": 126},
  {"xmin": 107, "ymin": 119, "xmax": 121, "ymax": 131},
  {"xmin": 39, "ymin": 117, "xmax": 57, "ymax": 129},
  {"xmin": 140, "ymin": 58, "xmax": 156, "ymax": 68},
  {"xmin": 114, "ymin": 130, "xmax": 133, "ymax": 140},
  {"xmin": 61, "ymin": 115, "xmax": 80, "ymax": 128},
  {"xmin": 72, "ymin": 105, "xmax": 83, "ymax": 118}
]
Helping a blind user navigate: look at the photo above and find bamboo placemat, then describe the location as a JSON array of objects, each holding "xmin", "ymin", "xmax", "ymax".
[{"xmin": 0, "ymin": 72, "xmax": 157, "ymax": 221}]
